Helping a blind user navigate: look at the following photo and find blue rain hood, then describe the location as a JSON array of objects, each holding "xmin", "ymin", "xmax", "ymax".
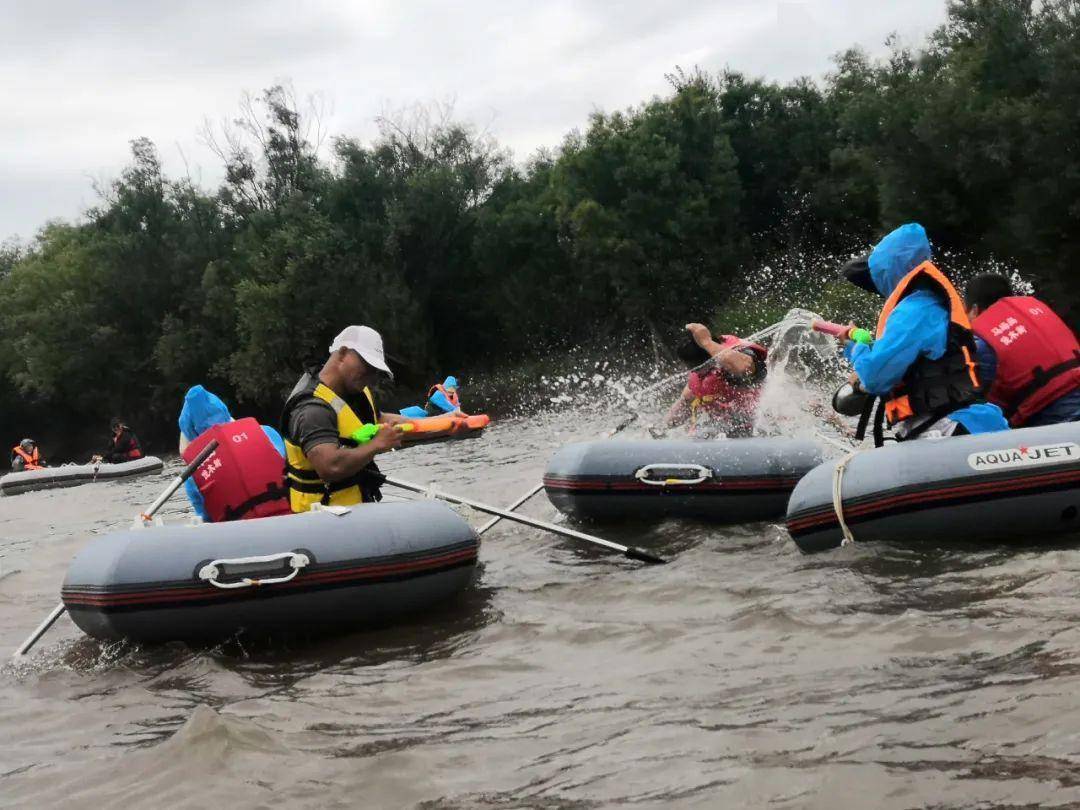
[
  {"xmin": 443, "ymin": 376, "xmax": 459, "ymax": 390},
  {"xmin": 867, "ymin": 223, "xmax": 932, "ymax": 298},
  {"xmin": 179, "ymin": 385, "xmax": 232, "ymax": 441}
]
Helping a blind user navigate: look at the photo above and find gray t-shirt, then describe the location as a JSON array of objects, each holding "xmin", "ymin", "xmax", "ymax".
[{"xmin": 287, "ymin": 400, "xmax": 341, "ymax": 457}]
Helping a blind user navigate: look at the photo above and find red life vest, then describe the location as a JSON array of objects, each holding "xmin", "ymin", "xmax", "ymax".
[
  {"xmin": 12, "ymin": 445, "xmax": 43, "ymax": 471},
  {"xmin": 685, "ymin": 337, "xmax": 766, "ymax": 432},
  {"xmin": 116, "ymin": 432, "xmax": 143, "ymax": 460},
  {"xmin": 181, "ymin": 418, "xmax": 291, "ymax": 522},
  {"xmin": 972, "ymin": 296, "xmax": 1080, "ymax": 426},
  {"xmin": 429, "ymin": 383, "xmax": 460, "ymax": 409}
]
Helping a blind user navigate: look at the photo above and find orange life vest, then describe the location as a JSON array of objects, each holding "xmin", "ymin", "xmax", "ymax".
[
  {"xmin": 12, "ymin": 445, "xmax": 43, "ymax": 471},
  {"xmin": 874, "ymin": 261, "xmax": 981, "ymax": 425}
]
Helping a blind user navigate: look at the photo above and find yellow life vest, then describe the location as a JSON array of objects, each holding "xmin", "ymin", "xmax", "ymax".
[{"xmin": 282, "ymin": 374, "xmax": 379, "ymax": 513}]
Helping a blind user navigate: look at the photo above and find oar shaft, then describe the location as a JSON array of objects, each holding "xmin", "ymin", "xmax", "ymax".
[
  {"xmin": 477, "ymin": 483, "xmax": 545, "ymax": 536},
  {"xmin": 141, "ymin": 440, "xmax": 219, "ymax": 521},
  {"xmin": 13, "ymin": 603, "xmax": 66, "ymax": 658},
  {"xmin": 384, "ymin": 476, "xmax": 664, "ymax": 563}
]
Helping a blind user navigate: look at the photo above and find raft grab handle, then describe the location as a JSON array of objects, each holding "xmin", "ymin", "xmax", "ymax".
[
  {"xmin": 198, "ymin": 552, "xmax": 310, "ymax": 589},
  {"xmin": 634, "ymin": 464, "xmax": 713, "ymax": 486}
]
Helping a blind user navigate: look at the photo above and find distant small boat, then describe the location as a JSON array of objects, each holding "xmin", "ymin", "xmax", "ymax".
[{"xmin": 0, "ymin": 456, "xmax": 164, "ymax": 496}]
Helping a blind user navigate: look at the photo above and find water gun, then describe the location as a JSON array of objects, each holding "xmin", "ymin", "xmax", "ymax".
[
  {"xmin": 812, "ymin": 319, "xmax": 873, "ymax": 345},
  {"xmin": 350, "ymin": 423, "xmax": 415, "ymax": 444}
]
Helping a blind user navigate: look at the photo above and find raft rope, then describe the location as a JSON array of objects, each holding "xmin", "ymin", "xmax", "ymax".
[{"xmin": 831, "ymin": 450, "xmax": 861, "ymax": 547}]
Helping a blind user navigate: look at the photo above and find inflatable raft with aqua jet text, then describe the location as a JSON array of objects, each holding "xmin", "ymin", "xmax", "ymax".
[{"xmin": 786, "ymin": 423, "xmax": 1080, "ymax": 553}]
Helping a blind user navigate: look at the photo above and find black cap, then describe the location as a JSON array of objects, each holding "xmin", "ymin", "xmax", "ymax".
[{"xmin": 841, "ymin": 255, "xmax": 877, "ymax": 294}]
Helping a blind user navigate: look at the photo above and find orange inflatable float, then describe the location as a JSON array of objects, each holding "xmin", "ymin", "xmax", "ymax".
[{"xmin": 401, "ymin": 414, "xmax": 491, "ymax": 444}]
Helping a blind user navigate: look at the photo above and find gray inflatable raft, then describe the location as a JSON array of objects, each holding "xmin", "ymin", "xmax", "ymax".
[
  {"xmin": 61, "ymin": 500, "xmax": 479, "ymax": 643},
  {"xmin": 787, "ymin": 423, "xmax": 1080, "ymax": 553},
  {"xmin": 544, "ymin": 439, "xmax": 825, "ymax": 522},
  {"xmin": 0, "ymin": 456, "xmax": 164, "ymax": 496}
]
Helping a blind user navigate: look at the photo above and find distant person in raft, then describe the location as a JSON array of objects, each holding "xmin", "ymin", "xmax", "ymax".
[
  {"xmin": 664, "ymin": 323, "xmax": 767, "ymax": 438},
  {"xmin": 399, "ymin": 376, "xmax": 469, "ymax": 419},
  {"xmin": 836, "ymin": 222, "xmax": 1008, "ymax": 443},
  {"xmin": 91, "ymin": 417, "xmax": 144, "ymax": 464},
  {"xmin": 178, "ymin": 385, "xmax": 291, "ymax": 523},
  {"xmin": 281, "ymin": 325, "xmax": 410, "ymax": 512},
  {"xmin": 964, "ymin": 273, "xmax": 1080, "ymax": 428},
  {"xmin": 10, "ymin": 438, "xmax": 46, "ymax": 472}
]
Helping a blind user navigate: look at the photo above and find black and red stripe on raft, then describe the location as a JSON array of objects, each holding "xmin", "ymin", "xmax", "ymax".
[
  {"xmin": 542, "ymin": 475, "xmax": 804, "ymax": 494},
  {"xmin": 787, "ymin": 465, "xmax": 1080, "ymax": 538},
  {"xmin": 62, "ymin": 541, "xmax": 478, "ymax": 613}
]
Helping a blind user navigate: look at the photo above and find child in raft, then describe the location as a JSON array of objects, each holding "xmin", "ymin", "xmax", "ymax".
[{"xmin": 400, "ymin": 376, "xmax": 469, "ymax": 419}]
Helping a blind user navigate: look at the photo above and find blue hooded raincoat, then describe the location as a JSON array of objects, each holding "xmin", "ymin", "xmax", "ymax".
[
  {"xmin": 843, "ymin": 224, "xmax": 1009, "ymax": 436},
  {"xmin": 178, "ymin": 385, "xmax": 286, "ymax": 521}
]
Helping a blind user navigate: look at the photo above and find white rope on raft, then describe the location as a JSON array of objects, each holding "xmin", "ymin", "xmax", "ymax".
[{"xmin": 831, "ymin": 450, "xmax": 861, "ymax": 547}]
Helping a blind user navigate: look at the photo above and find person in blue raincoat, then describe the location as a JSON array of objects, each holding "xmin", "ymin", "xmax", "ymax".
[
  {"xmin": 400, "ymin": 376, "xmax": 468, "ymax": 419},
  {"xmin": 836, "ymin": 223, "xmax": 1009, "ymax": 443},
  {"xmin": 178, "ymin": 385, "xmax": 286, "ymax": 521}
]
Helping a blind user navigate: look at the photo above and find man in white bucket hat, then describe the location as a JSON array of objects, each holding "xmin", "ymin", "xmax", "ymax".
[{"xmin": 280, "ymin": 325, "xmax": 410, "ymax": 512}]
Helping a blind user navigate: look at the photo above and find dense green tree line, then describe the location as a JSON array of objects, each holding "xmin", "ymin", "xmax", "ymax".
[{"xmin": 3, "ymin": 0, "xmax": 1079, "ymax": 454}]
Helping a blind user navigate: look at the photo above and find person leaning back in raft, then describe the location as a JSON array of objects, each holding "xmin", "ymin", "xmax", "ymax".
[
  {"xmin": 10, "ymin": 438, "xmax": 46, "ymax": 472},
  {"xmin": 836, "ymin": 222, "xmax": 1008, "ymax": 444},
  {"xmin": 665, "ymin": 323, "xmax": 767, "ymax": 438},
  {"xmin": 281, "ymin": 325, "xmax": 409, "ymax": 512},
  {"xmin": 400, "ymin": 376, "xmax": 469, "ymax": 419}
]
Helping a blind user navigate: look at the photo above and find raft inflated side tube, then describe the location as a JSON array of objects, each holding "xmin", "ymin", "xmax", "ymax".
[
  {"xmin": 402, "ymin": 414, "xmax": 491, "ymax": 444},
  {"xmin": 787, "ymin": 423, "xmax": 1080, "ymax": 553},
  {"xmin": 544, "ymin": 439, "xmax": 825, "ymax": 523},
  {"xmin": 61, "ymin": 500, "xmax": 479, "ymax": 643},
  {"xmin": 0, "ymin": 456, "xmax": 164, "ymax": 497}
]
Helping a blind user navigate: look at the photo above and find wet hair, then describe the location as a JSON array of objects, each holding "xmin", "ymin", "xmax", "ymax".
[
  {"xmin": 676, "ymin": 336, "xmax": 712, "ymax": 369},
  {"xmin": 965, "ymin": 273, "xmax": 1014, "ymax": 312}
]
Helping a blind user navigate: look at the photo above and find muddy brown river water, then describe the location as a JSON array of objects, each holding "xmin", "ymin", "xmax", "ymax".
[{"xmin": 2, "ymin": 409, "xmax": 1080, "ymax": 808}]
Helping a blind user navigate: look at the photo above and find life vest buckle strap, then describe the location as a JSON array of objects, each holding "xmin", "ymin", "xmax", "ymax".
[
  {"xmin": 222, "ymin": 483, "xmax": 289, "ymax": 522},
  {"xmin": 1005, "ymin": 353, "xmax": 1080, "ymax": 418}
]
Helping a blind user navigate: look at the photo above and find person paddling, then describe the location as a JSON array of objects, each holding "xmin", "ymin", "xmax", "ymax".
[
  {"xmin": 665, "ymin": 323, "xmax": 767, "ymax": 438},
  {"xmin": 964, "ymin": 273, "xmax": 1080, "ymax": 427},
  {"xmin": 92, "ymin": 417, "xmax": 143, "ymax": 464},
  {"xmin": 10, "ymin": 438, "xmax": 46, "ymax": 472},
  {"xmin": 281, "ymin": 325, "xmax": 409, "ymax": 511},
  {"xmin": 836, "ymin": 223, "xmax": 1008, "ymax": 443}
]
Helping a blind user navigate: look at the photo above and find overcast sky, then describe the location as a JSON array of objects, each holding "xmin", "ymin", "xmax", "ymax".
[{"xmin": 1, "ymin": 0, "xmax": 948, "ymax": 241}]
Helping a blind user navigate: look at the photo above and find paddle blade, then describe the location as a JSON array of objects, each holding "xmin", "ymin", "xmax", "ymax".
[{"xmin": 624, "ymin": 546, "xmax": 667, "ymax": 565}]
